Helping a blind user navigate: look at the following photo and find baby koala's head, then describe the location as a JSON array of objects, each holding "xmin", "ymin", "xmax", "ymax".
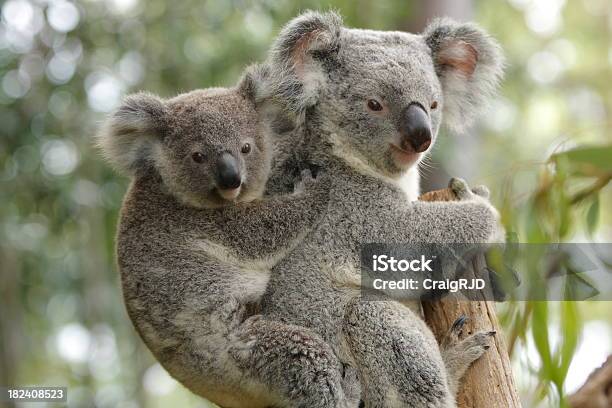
[{"xmin": 98, "ymin": 66, "xmax": 274, "ymax": 208}]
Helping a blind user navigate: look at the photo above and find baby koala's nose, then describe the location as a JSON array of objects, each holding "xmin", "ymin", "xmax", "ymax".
[
  {"xmin": 216, "ymin": 152, "xmax": 242, "ymax": 190},
  {"xmin": 399, "ymin": 103, "xmax": 432, "ymax": 153}
]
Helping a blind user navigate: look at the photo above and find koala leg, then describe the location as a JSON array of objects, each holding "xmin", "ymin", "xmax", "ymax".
[
  {"xmin": 229, "ymin": 315, "xmax": 358, "ymax": 408},
  {"xmin": 439, "ymin": 316, "xmax": 495, "ymax": 397},
  {"xmin": 343, "ymin": 299, "xmax": 455, "ymax": 408}
]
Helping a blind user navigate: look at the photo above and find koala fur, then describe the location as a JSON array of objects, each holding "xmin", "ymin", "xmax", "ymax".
[
  {"xmin": 97, "ymin": 67, "xmax": 362, "ymax": 408},
  {"xmin": 255, "ymin": 11, "xmax": 505, "ymax": 407}
]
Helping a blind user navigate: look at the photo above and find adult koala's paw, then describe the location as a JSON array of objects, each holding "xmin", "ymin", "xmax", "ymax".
[
  {"xmin": 449, "ymin": 178, "xmax": 505, "ymax": 243},
  {"xmin": 441, "ymin": 315, "xmax": 496, "ymax": 379},
  {"xmin": 449, "ymin": 177, "xmax": 490, "ymax": 201},
  {"xmin": 471, "ymin": 185, "xmax": 490, "ymax": 199}
]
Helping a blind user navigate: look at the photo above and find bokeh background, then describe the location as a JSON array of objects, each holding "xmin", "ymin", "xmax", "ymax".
[{"xmin": 1, "ymin": 0, "xmax": 611, "ymax": 407}]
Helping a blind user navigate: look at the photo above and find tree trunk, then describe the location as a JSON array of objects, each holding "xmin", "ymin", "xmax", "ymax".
[{"xmin": 419, "ymin": 188, "xmax": 521, "ymax": 407}]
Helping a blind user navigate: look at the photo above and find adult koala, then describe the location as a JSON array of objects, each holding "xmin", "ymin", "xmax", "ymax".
[{"xmin": 249, "ymin": 11, "xmax": 504, "ymax": 407}]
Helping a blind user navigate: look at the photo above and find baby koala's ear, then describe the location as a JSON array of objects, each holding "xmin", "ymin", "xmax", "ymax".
[
  {"xmin": 237, "ymin": 63, "xmax": 269, "ymax": 103},
  {"xmin": 423, "ymin": 18, "xmax": 504, "ymax": 133},
  {"xmin": 239, "ymin": 63, "xmax": 298, "ymax": 135},
  {"xmin": 266, "ymin": 10, "xmax": 342, "ymax": 112},
  {"xmin": 96, "ymin": 92, "xmax": 168, "ymax": 175}
]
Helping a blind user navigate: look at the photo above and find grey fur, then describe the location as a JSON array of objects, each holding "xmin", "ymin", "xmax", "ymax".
[
  {"xmin": 97, "ymin": 67, "xmax": 359, "ymax": 408},
  {"xmin": 439, "ymin": 316, "xmax": 496, "ymax": 397},
  {"xmin": 423, "ymin": 18, "xmax": 505, "ymax": 132},
  {"xmin": 258, "ymin": 11, "xmax": 505, "ymax": 407},
  {"xmin": 266, "ymin": 10, "xmax": 343, "ymax": 112}
]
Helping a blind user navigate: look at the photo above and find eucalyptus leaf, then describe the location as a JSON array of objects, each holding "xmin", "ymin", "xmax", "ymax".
[
  {"xmin": 551, "ymin": 145, "xmax": 612, "ymax": 177},
  {"xmin": 532, "ymin": 302, "xmax": 553, "ymax": 380},
  {"xmin": 586, "ymin": 195, "xmax": 600, "ymax": 235}
]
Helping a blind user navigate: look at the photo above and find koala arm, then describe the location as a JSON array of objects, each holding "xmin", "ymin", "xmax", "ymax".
[
  {"xmin": 366, "ymin": 179, "xmax": 503, "ymax": 244},
  {"xmin": 208, "ymin": 180, "xmax": 331, "ymax": 259}
]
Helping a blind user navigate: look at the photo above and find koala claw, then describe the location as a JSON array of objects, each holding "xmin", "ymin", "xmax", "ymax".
[
  {"xmin": 445, "ymin": 329, "xmax": 494, "ymax": 371},
  {"xmin": 442, "ymin": 316, "xmax": 466, "ymax": 350},
  {"xmin": 442, "ymin": 315, "xmax": 495, "ymax": 364},
  {"xmin": 462, "ymin": 331, "xmax": 494, "ymax": 356},
  {"xmin": 448, "ymin": 177, "xmax": 472, "ymax": 200},
  {"xmin": 441, "ymin": 324, "xmax": 495, "ymax": 396},
  {"xmin": 228, "ymin": 343, "xmax": 255, "ymax": 368},
  {"xmin": 301, "ymin": 168, "xmax": 314, "ymax": 180},
  {"xmin": 471, "ymin": 185, "xmax": 490, "ymax": 199},
  {"xmin": 450, "ymin": 315, "xmax": 468, "ymax": 334},
  {"xmin": 449, "ymin": 178, "xmax": 493, "ymax": 203},
  {"xmin": 293, "ymin": 168, "xmax": 317, "ymax": 194}
]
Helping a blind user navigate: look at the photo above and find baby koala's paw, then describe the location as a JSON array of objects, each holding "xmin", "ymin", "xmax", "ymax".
[
  {"xmin": 218, "ymin": 298, "xmax": 248, "ymax": 331},
  {"xmin": 228, "ymin": 315, "xmax": 262, "ymax": 366},
  {"xmin": 293, "ymin": 168, "xmax": 317, "ymax": 194}
]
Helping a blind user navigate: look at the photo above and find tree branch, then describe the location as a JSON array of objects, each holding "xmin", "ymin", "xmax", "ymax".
[{"xmin": 568, "ymin": 356, "xmax": 612, "ymax": 408}]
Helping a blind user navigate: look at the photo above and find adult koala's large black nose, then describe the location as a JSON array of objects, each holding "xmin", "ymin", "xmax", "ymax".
[
  {"xmin": 399, "ymin": 104, "xmax": 432, "ymax": 153},
  {"xmin": 216, "ymin": 152, "xmax": 242, "ymax": 189}
]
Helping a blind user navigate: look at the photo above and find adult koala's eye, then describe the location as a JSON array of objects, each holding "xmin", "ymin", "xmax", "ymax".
[
  {"xmin": 191, "ymin": 152, "xmax": 205, "ymax": 163},
  {"xmin": 367, "ymin": 99, "xmax": 383, "ymax": 112},
  {"xmin": 431, "ymin": 101, "xmax": 438, "ymax": 110},
  {"xmin": 241, "ymin": 143, "xmax": 251, "ymax": 154}
]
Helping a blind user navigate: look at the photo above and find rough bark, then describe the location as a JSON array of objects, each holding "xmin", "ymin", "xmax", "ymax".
[{"xmin": 419, "ymin": 188, "xmax": 521, "ymax": 407}]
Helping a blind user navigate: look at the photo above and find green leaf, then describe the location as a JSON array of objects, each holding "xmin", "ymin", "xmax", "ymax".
[
  {"xmin": 532, "ymin": 302, "xmax": 553, "ymax": 380},
  {"xmin": 558, "ymin": 196, "xmax": 571, "ymax": 238},
  {"xmin": 551, "ymin": 145, "xmax": 612, "ymax": 177},
  {"xmin": 586, "ymin": 195, "xmax": 600, "ymax": 235},
  {"xmin": 558, "ymin": 302, "xmax": 579, "ymax": 386}
]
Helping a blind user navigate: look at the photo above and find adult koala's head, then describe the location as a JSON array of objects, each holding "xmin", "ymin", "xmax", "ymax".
[
  {"xmin": 97, "ymin": 65, "xmax": 273, "ymax": 208},
  {"xmin": 267, "ymin": 11, "xmax": 503, "ymax": 178}
]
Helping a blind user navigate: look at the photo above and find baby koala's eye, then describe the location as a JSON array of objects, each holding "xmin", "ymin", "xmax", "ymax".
[
  {"xmin": 241, "ymin": 143, "xmax": 251, "ymax": 154},
  {"xmin": 367, "ymin": 99, "xmax": 383, "ymax": 112},
  {"xmin": 430, "ymin": 101, "xmax": 438, "ymax": 110},
  {"xmin": 191, "ymin": 152, "xmax": 205, "ymax": 163}
]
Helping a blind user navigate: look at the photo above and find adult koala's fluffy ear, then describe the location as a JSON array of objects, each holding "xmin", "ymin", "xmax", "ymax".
[
  {"xmin": 96, "ymin": 92, "xmax": 168, "ymax": 175},
  {"xmin": 423, "ymin": 18, "xmax": 504, "ymax": 132},
  {"xmin": 267, "ymin": 10, "xmax": 342, "ymax": 112}
]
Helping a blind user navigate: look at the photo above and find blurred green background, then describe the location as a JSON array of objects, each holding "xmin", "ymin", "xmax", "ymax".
[{"xmin": 0, "ymin": 0, "xmax": 610, "ymax": 407}]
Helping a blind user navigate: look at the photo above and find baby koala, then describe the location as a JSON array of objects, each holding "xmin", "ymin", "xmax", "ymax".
[{"xmin": 97, "ymin": 67, "xmax": 355, "ymax": 408}]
